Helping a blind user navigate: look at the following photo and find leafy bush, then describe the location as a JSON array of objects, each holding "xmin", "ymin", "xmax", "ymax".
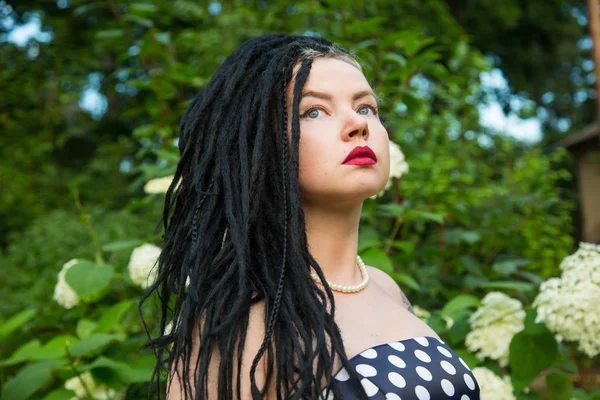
[{"xmin": 1, "ymin": 1, "xmax": 596, "ymax": 399}]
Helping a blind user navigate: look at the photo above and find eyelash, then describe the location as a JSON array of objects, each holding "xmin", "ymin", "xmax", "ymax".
[{"xmin": 300, "ymin": 104, "xmax": 379, "ymax": 118}]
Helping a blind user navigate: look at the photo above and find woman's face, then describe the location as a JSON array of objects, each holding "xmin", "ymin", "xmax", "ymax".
[{"xmin": 286, "ymin": 57, "xmax": 390, "ymax": 206}]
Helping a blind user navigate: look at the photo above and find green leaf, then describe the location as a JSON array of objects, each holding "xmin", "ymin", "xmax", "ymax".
[
  {"xmin": 391, "ymin": 272, "xmax": 419, "ymax": 290},
  {"xmin": 459, "ymin": 255, "xmax": 482, "ymax": 276},
  {"xmin": 95, "ymin": 29, "xmax": 125, "ymax": 39},
  {"xmin": 460, "ymin": 231, "xmax": 481, "ymax": 244},
  {"xmin": 447, "ymin": 319, "xmax": 470, "ymax": 346},
  {"xmin": 125, "ymin": 14, "xmax": 154, "ymax": 27},
  {"xmin": 442, "ymin": 228, "xmax": 464, "ymax": 245},
  {"xmin": 546, "ymin": 371, "xmax": 572, "ymax": 400},
  {"xmin": 0, "ymin": 339, "xmax": 41, "ymax": 367},
  {"xmin": 154, "ymin": 32, "xmax": 171, "ymax": 45},
  {"xmin": 395, "ymin": 31, "xmax": 435, "ymax": 56},
  {"xmin": 34, "ymin": 335, "xmax": 79, "ymax": 360},
  {"xmin": 83, "ymin": 355, "xmax": 154, "ymax": 383},
  {"xmin": 453, "ymin": 349, "xmax": 480, "ymax": 370},
  {"xmin": 442, "ymin": 295, "xmax": 480, "ymax": 321},
  {"xmin": 509, "ymin": 329, "xmax": 557, "ymax": 391},
  {"xmin": 101, "ymin": 239, "xmax": 144, "ymax": 252},
  {"xmin": 523, "ymin": 308, "xmax": 547, "ymax": 334},
  {"xmin": 383, "ymin": 52, "xmax": 407, "ymax": 67},
  {"xmin": 358, "ymin": 226, "xmax": 381, "ymax": 252},
  {"xmin": 407, "ymin": 210, "xmax": 445, "ymax": 224},
  {"xmin": 41, "ymin": 388, "xmax": 74, "ymax": 400},
  {"xmin": 479, "ymin": 281, "xmax": 535, "ymax": 292},
  {"xmin": 68, "ymin": 333, "xmax": 126, "ymax": 357},
  {"xmin": 95, "ymin": 300, "xmax": 134, "ymax": 333},
  {"xmin": 492, "ymin": 259, "xmax": 531, "ymax": 276},
  {"xmin": 0, "ymin": 308, "xmax": 37, "ymax": 338},
  {"xmin": 130, "ymin": 3, "xmax": 158, "ymax": 14},
  {"xmin": 375, "ymin": 203, "xmax": 405, "ymax": 217},
  {"xmin": 390, "ymin": 240, "xmax": 415, "ymax": 255},
  {"xmin": 1, "ymin": 359, "xmax": 66, "ymax": 400},
  {"xmin": 64, "ymin": 261, "xmax": 114, "ymax": 302},
  {"xmin": 76, "ymin": 319, "xmax": 98, "ymax": 339},
  {"xmin": 360, "ymin": 248, "xmax": 393, "ymax": 274},
  {"xmin": 515, "ymin": 270, "xmax": 545, "ymax": 285},
  {"xmin": 516, "ymin": 389, "xmax": 543, "ymax": 400}
]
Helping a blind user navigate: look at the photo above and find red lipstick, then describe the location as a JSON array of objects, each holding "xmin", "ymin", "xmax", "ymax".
[{"xmin": 342, "ymin": 146, "xmax": 377, "ymax": 166}]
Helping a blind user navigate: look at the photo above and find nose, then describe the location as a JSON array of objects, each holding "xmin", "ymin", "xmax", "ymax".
[{"xmin": 342, "ymin": 110, "xmax": 370, "ymax": 143}]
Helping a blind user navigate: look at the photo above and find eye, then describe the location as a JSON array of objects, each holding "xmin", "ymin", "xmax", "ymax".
[
  {"xmin": 301, "ymin": 107, "xmax": 325, "ymax": 119},
  {"xmin": 357, "ymin": 104, "xmax": 378, "ymax": 116}
]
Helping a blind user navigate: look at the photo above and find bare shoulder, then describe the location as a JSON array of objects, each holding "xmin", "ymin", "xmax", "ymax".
[
  {"xmin": 366, "ymin": 265, "xmax": 416, "ymax": 314},
  {"xmin": 167, "ymin": 299, "xmax": 273, "ymax": 399}
]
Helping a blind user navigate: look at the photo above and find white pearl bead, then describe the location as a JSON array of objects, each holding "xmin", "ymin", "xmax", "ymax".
[{"xmin": 310, "ymin": 256, "xmax": 369, "ymax": 293}]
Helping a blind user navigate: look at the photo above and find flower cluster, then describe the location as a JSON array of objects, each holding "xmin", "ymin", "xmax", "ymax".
[
  {"xmin": 144, "ymin": 175, "xmax": 178, "ymax": 194},
  {"xmin": 53, "ymin": 259, "xmax": 81, "ymax": 309},
  {"xmin": 127, "ymin": 243, "xmax": 162, "ymax": 289},
  {"xmin": 412, "ymin": 305, "xmax": 431, "ymax": 323},
  {"xmin": 465, "ymin": 292, "xmax": 525, "ymax": 366},
  {"xmin": 371, "ymin": 140, "xmax": 409, "ymax": 199},
  {"xmin": 65, "ymin": 371, "xmax": 123, "ymax": 400},
  {"xmin": 533, "ymin": 242, "xmax": 600, "ymax": 357},
  {"xmin": 472, "ymin": 367, "xmax": 515, "ymax": 400}
]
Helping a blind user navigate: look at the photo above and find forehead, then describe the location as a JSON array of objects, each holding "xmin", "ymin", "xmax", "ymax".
[{"xmin": 288, "ymin": 57, "xmax": 372, "ymax": 100}]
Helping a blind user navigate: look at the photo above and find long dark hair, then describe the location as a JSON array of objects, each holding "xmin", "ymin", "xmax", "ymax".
[{"xmin": 141, "ymin": 33, "xmax": 369, "ymax": 400}]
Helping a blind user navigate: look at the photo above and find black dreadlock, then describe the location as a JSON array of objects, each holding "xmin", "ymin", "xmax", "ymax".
[{"xmin": 140, "ymin": 33, "xmax": 370, "ymax": 400}]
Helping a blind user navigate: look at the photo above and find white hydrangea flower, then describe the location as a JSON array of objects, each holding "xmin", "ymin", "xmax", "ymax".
[
  {"xmin": 65, "ymin": 371, "xmax": 124, "ymax": 400},
  {"xmin": 144, "ymin": 175, "xmax": 178, "ymax": 194},
  {"xmin": 128, "ymin": 243, "xmax": 162, "ymax": 289},
  {"xmin": 53, "ymin": 259, "xmax": 81, "ymax": 309},
  {"xmin": 472, "ymin": 367, "xmax": 515, "ymax": 400},
  {"xmin": 465, "ymin": 292, "xmax": 525, "ymax": 366},
  {"xmin": 371, "ymin": 140, "xmax": 409, "ymax": 199},
  {"xmin": 165, "ymin": 320, "xmax": 174, "ymax": 335},
  {"xmin": 443, "ymin": 315, "xmax": 455, "ymax": 329},
  {"xmin": 533, "ymin": 242, "xmax": 600, "ymax": 357},
  {"xmin": 412, "ymin": 305, "xmax": 431, "ymax": 322}
]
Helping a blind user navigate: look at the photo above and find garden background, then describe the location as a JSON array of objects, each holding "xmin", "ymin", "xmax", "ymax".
[{"xmin": 1, "ymin": 0, "xmax": 599, "ymax": 399}]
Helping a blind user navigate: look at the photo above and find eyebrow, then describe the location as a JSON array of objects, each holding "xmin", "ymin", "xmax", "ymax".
[{"xmin": 301, "ymin": 89, "xmax": 377, "ymax": 102}]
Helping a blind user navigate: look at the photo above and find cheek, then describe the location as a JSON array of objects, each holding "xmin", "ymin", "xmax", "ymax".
[
  {"xmin": 297, "ymin": 122, "xmax": 336, "ymax": 187},
  {"xmin": 297, "ymin": 125, "xmax": 323, "ymax": 170}
]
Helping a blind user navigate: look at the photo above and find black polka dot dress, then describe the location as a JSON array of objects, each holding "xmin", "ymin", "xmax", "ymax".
[{"xmin": 327, "ymin": 336, "xmax": 481, "ymax": 399}]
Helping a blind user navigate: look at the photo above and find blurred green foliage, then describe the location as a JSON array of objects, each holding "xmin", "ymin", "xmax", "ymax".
[{"xmin": 0, "ymin": 0, "xmax": 594, "ymax": 399}]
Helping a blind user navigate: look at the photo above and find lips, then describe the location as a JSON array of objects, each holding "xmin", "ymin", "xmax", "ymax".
[{"xmin": 342, "ymin": 146, "xmax": 377, "ymax": 165}]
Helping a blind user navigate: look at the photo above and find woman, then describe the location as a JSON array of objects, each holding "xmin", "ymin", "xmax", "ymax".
[{"xmin": 142, "ymin": 33, "xmax": 480, "ymax": 400}]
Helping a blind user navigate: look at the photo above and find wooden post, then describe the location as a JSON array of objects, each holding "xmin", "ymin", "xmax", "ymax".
[{"xmin": 588, "ymin": 0, "xmax": 600, "ymax": 119}]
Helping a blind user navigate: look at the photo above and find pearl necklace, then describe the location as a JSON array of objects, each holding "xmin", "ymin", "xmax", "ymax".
[{"xmin": 310, "ymin": 255, "xmax": 369, "ymax": 293}]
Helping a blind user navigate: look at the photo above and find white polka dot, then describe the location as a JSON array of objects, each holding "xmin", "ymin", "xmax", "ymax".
[
  {"xmin": 414, "ymin": 337, "xmax": 429, "ymax": 347},
  {"xmin": 416, "ymin": 366, "xmax": 432, "ymax": 381},
  {"xmin": 388, "ymin": 372, "xmax": 406, "ymax": 388},
  {"xmin": 459, "ymin": 357, "xmax": 471, "ymax": 371},
  {"xmin": 415, "ymin": 385, "xmax": 430, "ymax": 400},
  {"xmin": 360, "ymin": 348, "xmax": 378, "ymax": 359},
  {"xmin": 440, "ymin": 360, "xmax": 456, "ymax": 375},
  {"xmin": 319, "ymin": 388, "xmax": 335, "ymax": 400},
  {"xmin": 334, "ymin": 367, "xmax": 350, "ymax": 381},
  {"xmin": 461, "ymin": 396, "xmax": 470, "ymax": 400},
  {"xmin": 437, "ymin": 346, "xmax": 452, "ymax": 358},
  {"xmin": 386, "ymin": 394, "xmax": 401, "ymax": 400},
  {"xmin": 414, "ymin": 349, "xmax": 431, "ymax": 363},
  {"xmin": 389, "ymin": 341, "xmax": 405, "ymax": 351},
  {"xmin": 441, "ymin": 379, "xmax": 455, "ymax": 396},
  {"xmin": 361, "ymin": 378, "xmax": 379, "ymax": 396},
  {"xmin": 388, "ymin": 355, "xmax": 406, "ymax": 368},
  {"xmin": 464, "ymin": 373, "xmax": 475, "ymax": 390},
  {"xmin": 356, "ymin": 364, "xmax": 377, "ymax": 377}
]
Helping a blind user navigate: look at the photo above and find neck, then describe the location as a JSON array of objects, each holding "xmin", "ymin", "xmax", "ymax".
[{"xmin": 301, "ymin": 199, "xmax": 363, "ymax": 287}]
